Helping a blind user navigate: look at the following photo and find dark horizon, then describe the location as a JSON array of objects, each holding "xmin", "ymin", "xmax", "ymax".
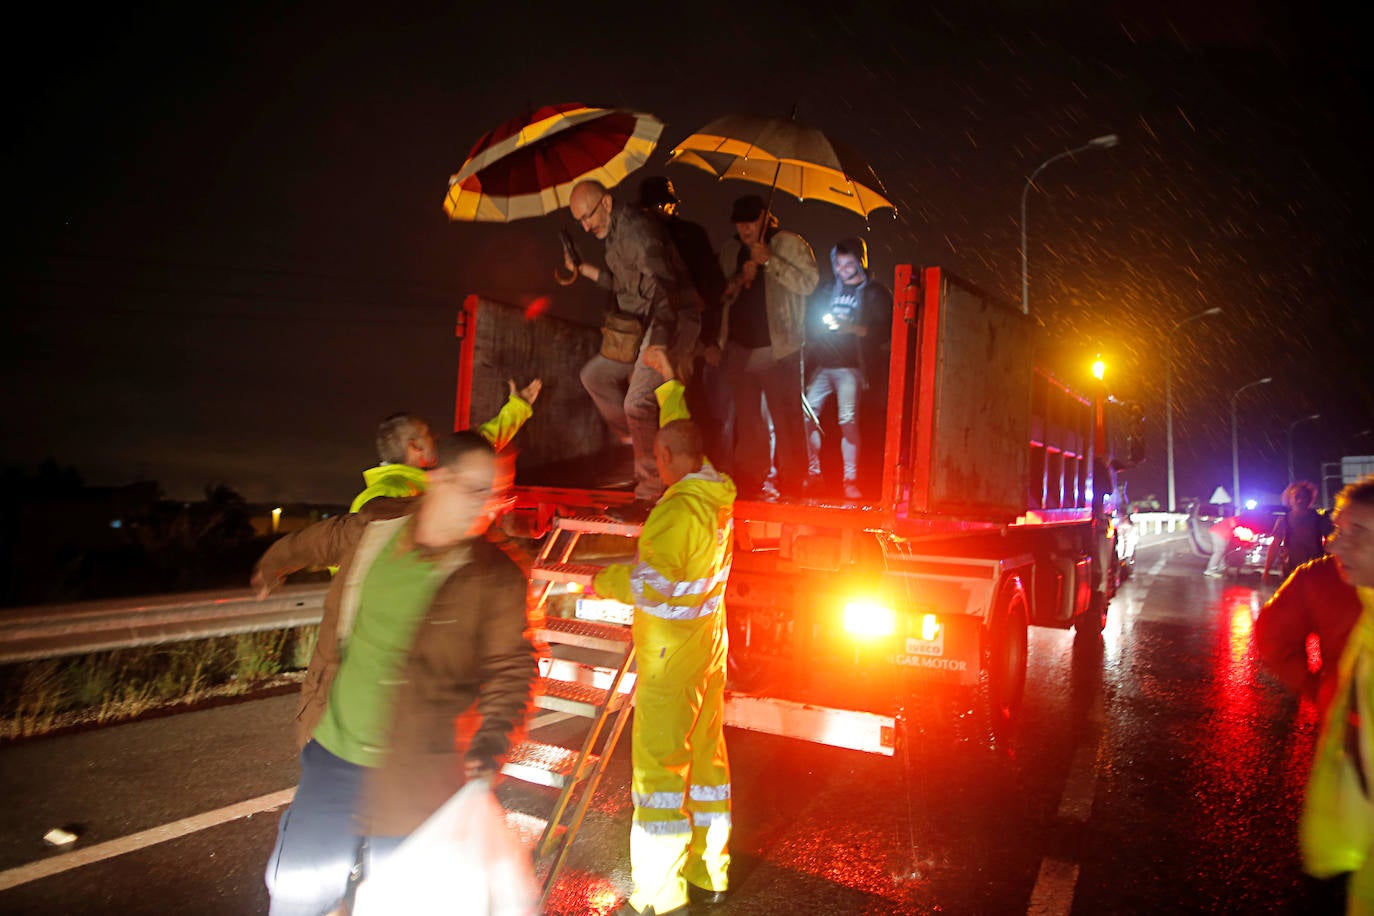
[{"xmin": 6, "ymin": 2, "xmax": 1370, "ymax": 506}]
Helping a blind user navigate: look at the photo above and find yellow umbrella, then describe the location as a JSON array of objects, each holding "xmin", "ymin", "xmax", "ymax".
[{"xmin": 668, "ymin": 113, "xmax": 895, "ymax": 219}]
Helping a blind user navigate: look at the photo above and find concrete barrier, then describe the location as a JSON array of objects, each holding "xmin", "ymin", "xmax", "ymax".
[{"xmin": 1129, "ymin": 512, "xmax": 1189, "ymax": 538}]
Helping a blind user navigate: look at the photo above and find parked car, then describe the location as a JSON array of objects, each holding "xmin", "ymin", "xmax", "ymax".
[
  {"xmin": 1225, "ymin": 511, "xmax": 1280, "ymax": 577},
  {"xmin": 1186, "ymin": 505, "xmax": 1284, "ymax": 578}
]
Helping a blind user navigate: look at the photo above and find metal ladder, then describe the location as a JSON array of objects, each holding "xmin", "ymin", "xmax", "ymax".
[{"xmin": 500, "ymin": 513, "xmax": 644, "ymax": 906}]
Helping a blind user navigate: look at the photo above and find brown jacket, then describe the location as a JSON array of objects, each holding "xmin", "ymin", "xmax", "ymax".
[{"xmin": 254, "ymin": 497, "xmax": 535, "ymax": 835}]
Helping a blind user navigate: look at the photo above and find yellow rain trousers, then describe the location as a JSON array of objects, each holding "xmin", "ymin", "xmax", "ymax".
[
  {"xmin": 1302, "ymin": 586, "xmax": 1374, "ymax": 914},
  {"xmin": 593, "ymin": 380, "xmax": 735, "ymax": 915}
]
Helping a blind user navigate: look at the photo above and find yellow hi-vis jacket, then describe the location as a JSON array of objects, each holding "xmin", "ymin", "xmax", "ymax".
[
  {"xmin": 349, "ymin": 394, "xmax": 533, "ymax": 513},
  {"xmin": 1302, "ymin": 585, "xmax": 1374, "ymax": 909},
  {"xmin": 592, "ymin": 379, "xmax": 736, "ymax": 914},
  {"xmin": 592, "ymin": 380, "xmax": 735, "ymax": 620}
]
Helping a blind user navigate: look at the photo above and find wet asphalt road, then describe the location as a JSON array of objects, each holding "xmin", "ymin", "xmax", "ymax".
[{"xmin": 0, "ymin": 536, "xmax": 1333, "ymax": 914}]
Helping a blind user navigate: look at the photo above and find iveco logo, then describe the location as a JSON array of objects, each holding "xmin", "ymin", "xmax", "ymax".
[{"xmin": 905, "ymin": 633, "xmax": 944, "ymax": 656}]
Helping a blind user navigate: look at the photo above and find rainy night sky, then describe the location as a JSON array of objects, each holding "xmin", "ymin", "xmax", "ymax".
[{"xmin": 5, "ymin": 2, "xmax": 1370, "ymax": 507}]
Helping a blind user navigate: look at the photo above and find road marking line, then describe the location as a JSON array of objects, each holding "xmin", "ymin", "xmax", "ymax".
[
  {"xmin": 1030, "ymin": 623, "xmax": 1112, "ymax": 912},
  {"xmin": 1056, "ymin": 739, "xmax": 1100, "ymax": 823},
  {"xmin": 0, "ymin": 788, "xmax": 295, "ymax": 892},
  {"xmin": 1027, "ymin": 858, "xmax": 1080, "ymax": 916},
  {"xmin": 0, "ymin": 706, "xmax": 575, "ymax": 893}
]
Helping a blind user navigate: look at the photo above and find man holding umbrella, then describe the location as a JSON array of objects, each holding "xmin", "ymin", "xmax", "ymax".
[
  {"xmin": 566, "ymin": 179, "xmax": 703, "ymax": 522},
  {"xmin": 715, "ymin": 194, "xmax": 818, "ymax": 500}
]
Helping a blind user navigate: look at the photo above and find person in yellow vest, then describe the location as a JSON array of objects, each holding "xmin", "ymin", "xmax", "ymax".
[
  {"xmin": 1301, "ymin": 475, "xmax": 1374, "ymax": 914},
  {"xmin": 591, "ymin": 346, "xmax": 735, "ymax": 916},
  {"xmin": 351, "ymin": 379, "xmax": 540, "ymax": 513}
]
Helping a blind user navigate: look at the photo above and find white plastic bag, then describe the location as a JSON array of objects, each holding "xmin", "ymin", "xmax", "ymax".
[{"xmin": 352, "ymin": 779, "xmax": 539, "ymax": 916}]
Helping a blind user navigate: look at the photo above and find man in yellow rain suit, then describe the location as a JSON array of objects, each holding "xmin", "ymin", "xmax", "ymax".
[
  {"xmin": 593, "ymin": 345, "xmax": 734, "ymax": 916},
  {"xmin": 1302, "ymin": 475, "xmax": 1374, "ymax": 914},
  {"xmin": 351, "ymin": 379, "xmax": 541, "ymax": 512}
]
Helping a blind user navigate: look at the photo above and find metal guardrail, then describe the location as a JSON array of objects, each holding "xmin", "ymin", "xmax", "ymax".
[
  {"xmin": 1129, "ymin": 512, "xmax": 1189, "ymax": 537},
  {"xmin": 0, "ymin": 513, "xmax": 1190, "ymax": 665},
  {"xmin": 0, "ymin": 584, "xmax": 329, "ymax": 664}
]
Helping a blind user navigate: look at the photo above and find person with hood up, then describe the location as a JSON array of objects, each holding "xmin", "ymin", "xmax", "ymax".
[
  {"xmin": 591, "ymin": 347, "xmax": 735, "ymax": 916},
  {"xmin": 715, "ymin": 194, "xmax": 818, "ymax": 500},
  {"xmin": 350, "ymin": 379, "xmax": 541, "ymax": 513},
  {"xmin": 804, "ymin": 237, "xmax": 891, "ymax": 500},
  {"xmin": 1266, "ymin": 480, "xmax": 1334, "ymax": 583}
]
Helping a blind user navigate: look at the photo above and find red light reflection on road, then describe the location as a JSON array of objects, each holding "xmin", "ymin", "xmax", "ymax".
[
  {"xmin": 767, "ymin": 825, "xmax": 931, "ymax": 907},
  {"xmin": 544, "ymin": 868, "xmax": 621, "ymax": 915},
  {"xmin": 1194, "ymin": 581, "xmax": 1310, "ymax": 854}
]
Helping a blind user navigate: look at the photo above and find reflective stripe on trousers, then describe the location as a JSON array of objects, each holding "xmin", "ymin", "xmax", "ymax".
[{"xmin": 629, "ymin": 610, "xmax": 731, "ymax": 914}]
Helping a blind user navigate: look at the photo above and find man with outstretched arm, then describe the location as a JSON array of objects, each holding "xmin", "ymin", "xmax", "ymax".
[{"xmin": 351, "ymin": 378, "xmax": 541, "ymax": 512}]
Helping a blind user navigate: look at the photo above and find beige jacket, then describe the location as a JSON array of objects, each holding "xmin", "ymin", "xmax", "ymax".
[{"xmin": 717, "ymin": 229, "xmax": 819, "ymax": 359}]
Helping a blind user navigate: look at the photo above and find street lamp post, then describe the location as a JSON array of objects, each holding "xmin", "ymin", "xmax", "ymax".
[
  {"xmin": 1286, "ymin": 413, "xmax": 1322, "ymax": 484},
  {"xmin": 1231, "ymin": 377, "xmax": 1273, "ymax": 511},
  {"xmin": 1019, "ymin": 134, "xmax": 1120, "ymax": 315},
  {"xmin": 1165, "ymin": 307, "xmax": 1223, "ymax": 511}
]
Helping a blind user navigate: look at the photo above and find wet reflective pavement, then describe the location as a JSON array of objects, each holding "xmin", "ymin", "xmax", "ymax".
[
  {"xmin": 0, "ymin": 536, "xmax": 1335, "ymax": 914},
  {"xmin": 515, "ymin": 537, "xmax": 1329, "ymax": 914}
]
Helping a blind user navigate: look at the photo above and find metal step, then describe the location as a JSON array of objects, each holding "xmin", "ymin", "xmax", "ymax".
[
  {"xmin": 538, "ymin": 616, "xmax": 632, "ymax": 653},
  {"xmin": 530, "ymin": 561, "xmax": 604, "ymax": 586},
  {"xmin": 501, "ymin": 740, "xmax": 595, "ymax": 790},
  {"xmin": 503, "ymin": 808, "xmax": 557, "ymax": 849},
  {"xmin": 534, "ymin": 676, "xmax": 629, "ymax": 718},
  {"xmin": 554, "ymin": 514, "xmax": 645, "ymax": 537}
]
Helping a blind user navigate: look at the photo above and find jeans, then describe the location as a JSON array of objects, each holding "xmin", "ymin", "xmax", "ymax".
[
  {"xmin": 581, "ymin": 311, "xmax": 702, "ymax": 502},
  {"xmin": 724, "ymin": 343, "xmax": 805, "ymax": 496},
  {"xmin": 265, "ymin": 741, "xmax": 405, "ymax": 916},
  {"xmin": 805, "ymin": 367, "xmax": 862, "ymax": 484}
]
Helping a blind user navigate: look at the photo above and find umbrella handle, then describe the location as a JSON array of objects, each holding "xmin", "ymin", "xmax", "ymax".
[{"xmin": 553, "ymin": 265, "xmax": 579, "ymax": 286}]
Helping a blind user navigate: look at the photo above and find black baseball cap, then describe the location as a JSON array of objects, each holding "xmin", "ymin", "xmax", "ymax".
[
  {"xmin": 638, "ymin": 176, "xmax": 679, "ymax": 209},
  {"xmin": 730, "ymin": 194, "xmax": 767, "ymax": 223}
]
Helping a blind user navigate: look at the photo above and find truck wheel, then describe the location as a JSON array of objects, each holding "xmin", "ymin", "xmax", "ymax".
[
  {"xmin": 981, "ymin": 578, "xmax": 1029, "ymax": 743},
  {"xmin": 1075, "ymin": 548, "xmax": 1115, "ymax": 634},
  {"xmin": 1074, "ymin": 592, "xmax": 1108, "ymax": 634}
]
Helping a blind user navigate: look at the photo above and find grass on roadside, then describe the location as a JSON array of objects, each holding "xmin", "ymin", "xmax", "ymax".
[{"xmin": 0, "ymin": 626, "xmax": 318, "ymax": 741}]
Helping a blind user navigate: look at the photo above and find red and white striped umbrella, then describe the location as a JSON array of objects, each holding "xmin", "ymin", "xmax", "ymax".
[{"xmin": 443, "ymin": 103, "xmax": 663, "ymax": 222}]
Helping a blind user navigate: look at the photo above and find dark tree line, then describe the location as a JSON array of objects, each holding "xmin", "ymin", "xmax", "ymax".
[{"xmin": 0, "ymin": 460, "xmax": 279, "ymax": 607}]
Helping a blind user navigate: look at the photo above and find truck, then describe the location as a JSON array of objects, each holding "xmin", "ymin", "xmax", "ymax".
[{"xmin": 455, "ymin": 265, "xmax": 1142, "ymax": 760}]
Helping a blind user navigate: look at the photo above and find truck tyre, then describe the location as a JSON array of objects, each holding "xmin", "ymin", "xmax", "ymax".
[
  {"xmin": 1075, "ymin": 592, "xmax": 1108, "ymax": 634},
  {"xmin": 981, "ymin": 577, "xmax": 1029, "ymax": 743},
  {"xmin": 1075, "ymin": 545, "xmax": 1116, "ymax": 634}
]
